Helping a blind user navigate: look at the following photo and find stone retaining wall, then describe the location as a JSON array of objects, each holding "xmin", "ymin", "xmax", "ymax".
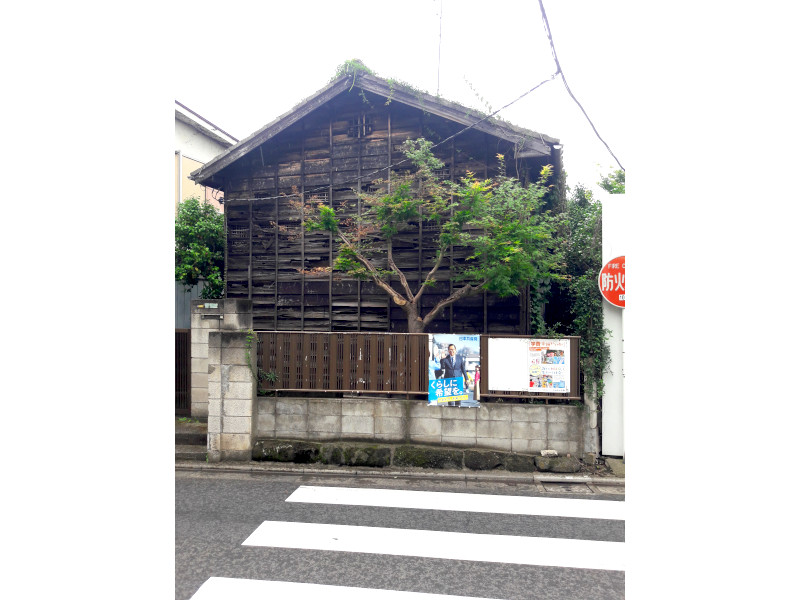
[
  {"xmin": 257, "ymin": 396, "xmax": 585, "ymax": 457},
  {"xmin": 252, "ymin": 440, "xmax": 583, "ymax": 472}
]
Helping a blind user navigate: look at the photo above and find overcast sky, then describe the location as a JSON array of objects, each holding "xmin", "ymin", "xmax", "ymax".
[{"xmin": 176, "ymin": 0, "xmax": 628, "ymax": 194}]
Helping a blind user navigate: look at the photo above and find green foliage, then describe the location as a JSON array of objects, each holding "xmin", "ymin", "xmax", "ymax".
[
  {"xmin": 598, "ymin": 169, "xmax": 625, "ymax": 194},
  {"xmin": 332, "ymin": 59, "xmax": 374, "ymax": 89},
  {"xmin": 175, "ymin": 196, "xmax": 225, "ymax": 299},
  {"xmin": 260, "ymin": 370, "xmax": 278, "ymax": 384},
  {"xmin": 305, "ymin": 139, "xmax": 562, "ymax": 332},
  {"xmin": 547, "ymin": 181, "xmax": 610, "ymax": 399},
  {"xmin": 257, "ymin": 368, "xmax": 279, "ymax": 396},
  {"xmin": 455, "ymin": 161, "xmax": 561, "ymax": 298}
]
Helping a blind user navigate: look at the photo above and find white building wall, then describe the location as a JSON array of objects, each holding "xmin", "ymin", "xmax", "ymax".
[
  {"xmin": 600, "ymin": 193, "xmax": 626, "ymax": 457},
  {"xmin": 175, "ymin": 119, "xmax": 230, "ymax": 164}
]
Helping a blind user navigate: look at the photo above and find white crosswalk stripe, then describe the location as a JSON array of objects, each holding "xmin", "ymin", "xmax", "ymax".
[
  {"xmin": 190, "ymin": 484, "xmax": 625, "ymax": 599},
  {"xmin": 190, "ymin": 577, "xmax": 498, "ymax": 599},
  {"xmin": 286, "ymin": 484, "xmax": 626, "ymax": 520},
  {"xmin": 242, "ymin": 520, "xmax": 625, "ymax": 571}
]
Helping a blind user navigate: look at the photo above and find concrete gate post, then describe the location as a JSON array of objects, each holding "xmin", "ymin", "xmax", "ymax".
[
  {"xmin": 207, "ymin": 330, "xmax": 257, "ymax": 462},
  {"xmin": 190, "ymin": 299, "xmax": 253, "ymax": 418}
]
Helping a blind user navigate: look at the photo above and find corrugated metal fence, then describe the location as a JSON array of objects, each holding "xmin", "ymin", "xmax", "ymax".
[{"xmin": 175, "ymin": 280, "xmax": 206, "ymax": 329}]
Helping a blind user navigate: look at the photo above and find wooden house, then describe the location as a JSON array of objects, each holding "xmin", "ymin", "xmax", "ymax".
[{"xmin": 190, "ymin": 71, "xmax": 561, "ymax": 333}]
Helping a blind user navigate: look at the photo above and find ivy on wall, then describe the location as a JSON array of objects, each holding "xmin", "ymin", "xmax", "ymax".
[{"xmin": 537, "ymin": 173, "xmax": 621, "ymax": 401}]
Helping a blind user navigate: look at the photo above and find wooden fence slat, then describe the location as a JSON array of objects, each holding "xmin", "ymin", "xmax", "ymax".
[
  {"xmin": 252, "ymin": 332, "xmax": 580, "ymax": 400},
  {"xmin": 342, "ymin": 334, "xmax": 352, "ymax": 389},
  {"xmin": 301, "ymin": 333, "xmax": 311, "ymax": 387}
]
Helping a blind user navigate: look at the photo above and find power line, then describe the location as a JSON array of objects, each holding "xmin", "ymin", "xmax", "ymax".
[
  {"xmin": 230, "ymin": 73, "xmax": 559, "ymax": 204},
  {"xmin": 537, "ymin": 0, "xmax": 625, "ymax": 173},
  {"xmin": 436, "ymin": 0, "xmax": 443, "ymax": 96}
]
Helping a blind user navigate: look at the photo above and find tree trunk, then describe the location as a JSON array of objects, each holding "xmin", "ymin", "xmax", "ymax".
[{"xmin": 406, "ymin": 304, "xmax": 425, "ymax": 333}]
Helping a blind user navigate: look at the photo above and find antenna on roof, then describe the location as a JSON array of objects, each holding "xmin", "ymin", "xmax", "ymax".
[{"xmin": 436, "ymin": 0, "xmax": 443, "ymax": 96}]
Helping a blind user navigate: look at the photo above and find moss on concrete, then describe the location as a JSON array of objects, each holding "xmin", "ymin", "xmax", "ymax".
[
  {"xmin": 252, "ymin": 440, "xmax": 322, "ymax": 462},
  {"xmin": 502, "ymin": 453, "xmax": 537, "ymax": 472},
  {"xmin": 253, "ymin": 439, "xmax": 592, "ymax": 473},
  {"xmin": 394, "ymin": 445, "xmax": 462, "ymax": 469},
  {"xmin": 463, "ymin": 450, "xmax": 504, "ymax": 471}
]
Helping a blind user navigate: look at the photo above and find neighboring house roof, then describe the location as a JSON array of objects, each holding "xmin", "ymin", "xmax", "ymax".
[
  {"xmin": 175, "ymin": 100, "xmax": 239, "ymax": 148},
  {"xmin": 190, "ymin": 73, "xmax": 560, "ymax": 188}
]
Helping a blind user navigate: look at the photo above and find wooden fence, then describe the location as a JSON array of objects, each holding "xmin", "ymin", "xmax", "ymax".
[
  {"xmin": 256, "ymin": 332, "xmax": 429, "ymax": 396},
  {"xmin": 255, "ymin": 332, "xmax": 581, "ymax": 402}
]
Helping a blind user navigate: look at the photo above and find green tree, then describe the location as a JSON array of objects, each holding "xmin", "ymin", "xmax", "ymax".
[
  {"xmin": 556, "ymin": 182, "xmax": 609, "ymax": 398},
  {"xmin": 175, "ymin": 196, "xmax": 225, "ymax": 299},
  {"xmin": 306, "ymin": 139, "xmax": 563, "ymax": 333},
  {"xmin": 598, "ymin": 168, "xmax": 625, "ymax": 194}
]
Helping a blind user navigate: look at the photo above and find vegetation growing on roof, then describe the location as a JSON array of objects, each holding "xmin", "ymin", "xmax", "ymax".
[
  {"xmin": 330, "ymin": 59, "xmax": 515, "ymax": 131},
  {"xmin": 331, "ymin": 59, "xmax": 374, "ymax": 86}
]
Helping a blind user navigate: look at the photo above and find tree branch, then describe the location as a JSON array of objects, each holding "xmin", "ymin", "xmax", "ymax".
[
  {"xmin": 339, "ymin": 233, "xmax": 408, "ymax": 306},
  {"xmin": 420, "ymin": 281, "xmax": 487, "ymax": 328},
  {"xmin": 413, "ymin": 246, "xmax": 447, "ymax": 304},
  {"xmin": 387, "ymin": 239, "xmax": 413, "ymax": 300}
]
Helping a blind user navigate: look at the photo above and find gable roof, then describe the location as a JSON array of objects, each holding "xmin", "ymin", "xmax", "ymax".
[{"xmin": 190, "ymin": 73, "xmax": 559, "ymax": 188}]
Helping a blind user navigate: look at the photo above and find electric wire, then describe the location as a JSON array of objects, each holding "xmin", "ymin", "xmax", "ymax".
[
  {"xmin": 537, "ymin": 0, "xmax": 625, "ymax": 172},
  {"xmin": 436, "ymin": 0, "xmax": 443, "ymax": 97},
  {"xmin": 227, "ymin": 73, "xmax": 559, "ymax": 205}
]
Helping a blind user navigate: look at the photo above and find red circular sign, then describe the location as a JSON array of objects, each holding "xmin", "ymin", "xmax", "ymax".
[{"xmin": 598, "ymin": 256, "xmax": 625, "ymax": 308}]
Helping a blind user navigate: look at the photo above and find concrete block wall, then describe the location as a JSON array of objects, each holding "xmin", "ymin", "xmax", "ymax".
[
  {"xmin": 190, "ymin": 299, "xmax": 252, "ymax": 418},
  {"xmin": 207, "ymin": 330, "xmax": 257, "ymax": 462},
  {"xmin": 256, "ymin": 397, "xmax": 585, "ymax": 456}
]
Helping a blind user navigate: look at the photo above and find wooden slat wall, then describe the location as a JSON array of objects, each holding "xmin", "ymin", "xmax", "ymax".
[
  {"xmin": 255, "ymin": 332, "xmax": 580, "ymax": 402},
  {"xmin": 257, "ymin": 332, "xmax": 429, "ymax": 395},
  {"xmin": 225, "ymin": 91, "xmax": 547, "ymax": 334}
]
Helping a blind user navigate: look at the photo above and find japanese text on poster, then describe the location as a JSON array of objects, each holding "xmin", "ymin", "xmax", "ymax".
[{"xmin": 428, "ymin": 334, "xmax": 481, "ymax": 406}]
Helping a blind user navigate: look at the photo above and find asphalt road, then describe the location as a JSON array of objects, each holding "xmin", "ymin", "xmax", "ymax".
[{"xmin": 176, "ymin": 471, "xmax": 625, "ymax": 600}]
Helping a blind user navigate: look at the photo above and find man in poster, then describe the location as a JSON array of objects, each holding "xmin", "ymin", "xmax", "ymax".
[
  {"xmin": 441, "ymin": 344, "xmax": 468, "ymax": 407},
  {"xmin": 440, "ymin": 344, "xmax": 466, "ymax": 378}
]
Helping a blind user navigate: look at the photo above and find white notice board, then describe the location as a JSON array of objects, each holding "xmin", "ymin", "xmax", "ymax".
[
  {"xmin": 488, "ymin": 338, "xmax": 571, "ymax": 393},
  {"xmin": 487, "ymin": 338, "xmax": 530, "ymax": 391}
]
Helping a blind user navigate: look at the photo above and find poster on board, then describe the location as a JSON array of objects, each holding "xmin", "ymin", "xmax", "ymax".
[
  {"xmin": 428, "ymin": 334, "xmax": 481, "ymax": 407},
  {"xmin": 487, "ymin": 337, "xmax": 571, "ymax": 394},
  {"xmin": 526, "ymin": 339, "xmax": 570, "ymax": 392}
]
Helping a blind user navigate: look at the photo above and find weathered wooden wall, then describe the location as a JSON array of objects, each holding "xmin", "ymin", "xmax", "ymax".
[{"xmin": 219, "ymin": 90, "xmax": 553, "ymax": 333}]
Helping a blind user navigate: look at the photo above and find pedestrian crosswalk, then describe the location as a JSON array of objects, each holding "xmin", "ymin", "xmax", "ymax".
[
  {"xmin": 189, "ymin": 484, "xmax": 625, "ymax": 599},
  {"xmin": 243, "ymin": 519, "xmax": 625, "ymax": 571},
  {"xmin": 286, "ymin": 484, "xmax": 626, "ymax": 520},
  {"xmin": 190, "ymin": 578, "xmax": 498, "ymax": 599}
]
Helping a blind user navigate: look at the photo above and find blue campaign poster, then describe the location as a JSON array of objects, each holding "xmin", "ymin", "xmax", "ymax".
[
  {"xmin": 428, "ymin": 334, "xmax": 481, "ymax": 407},
  {"xmin": 428, "ymin": 376, "xmax": 468, "ymax": 404}
]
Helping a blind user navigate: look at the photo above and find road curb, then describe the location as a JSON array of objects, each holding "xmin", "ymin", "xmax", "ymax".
[{"xmin": 175, "ymin": 460, "xmax": 624, "ymax": 486}]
